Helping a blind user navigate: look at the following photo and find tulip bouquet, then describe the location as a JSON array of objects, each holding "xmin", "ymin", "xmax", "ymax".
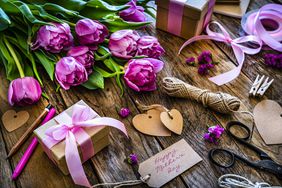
[{"xmin": 0, "ymin": 0, "xmax": 165, "ymax": 107}]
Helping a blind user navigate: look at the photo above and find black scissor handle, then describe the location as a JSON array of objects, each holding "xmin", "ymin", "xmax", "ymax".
[
  {"xmin": 209, "ymin": 149, "xmax": 235, "ymax": 168},
  {"xmin": 226, "ymin": 121, "xmax": 271, "ymax": 160},
  {"xmin": 226, "ymin": 121, "xmax": 251, "ymax": 141}
]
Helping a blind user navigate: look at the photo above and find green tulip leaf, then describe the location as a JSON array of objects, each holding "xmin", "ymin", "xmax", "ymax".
[
  {"xmin": 94, "ymin": 67, "xmax": 117, "ymax": 78},
  {"xmin": 82, "ymin": 70, "xmax": 104, "ymax": 89},
  {"xmin": 101, "ymin": 14, "xmax": 151, "ymax": 32},
  {"xmin": 34, "ymin": 50, "xmax": 55, "ymax": 80},
  {"xmin": 80, "ymin": 0, "xmax": 129, "ymax": 20},
  {"xmin": 0, "ymin": 8, "xmax": 11, "ymax": 31},
  {"xmin": 0, "ymin": 34, "xmax": 20, "ymax": 80}
]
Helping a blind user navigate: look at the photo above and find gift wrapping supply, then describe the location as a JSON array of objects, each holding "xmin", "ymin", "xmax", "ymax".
[
  {"xmin": 167, "ymin": 0, "xmax": 215, "ymax": 36},
  {"xmin": 241, "ymin": 3, "xmax": 282, "ymax": 52}
]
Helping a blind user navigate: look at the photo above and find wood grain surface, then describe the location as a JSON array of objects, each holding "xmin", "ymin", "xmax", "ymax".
[{"xmin": 0, "ymin": 0, "xmax": 281, "ymax": 187}]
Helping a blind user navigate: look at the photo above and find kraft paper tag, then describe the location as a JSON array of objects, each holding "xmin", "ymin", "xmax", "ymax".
[
  {"xmin": 2, "ymin": 110, "xmax": 30, "ymax": 132},
  {"xmin": 253, "ymin": 100, "xmax": 282, "ymax": 145},
  {"xmin": 138, "ymin": 139, "xmax": 202, "ymax": 187},
  {"xmin": 160, "ymin": 109, "xmax": 183, "ymax": 135},
  {"xmin": 132, "ymin": 109, "xmax": 171, "ymax": 136}
]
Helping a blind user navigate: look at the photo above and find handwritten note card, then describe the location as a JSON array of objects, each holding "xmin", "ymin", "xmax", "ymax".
[{"xmin": 138, "ymin": 139, "xmax": 202, "ymax": 187}]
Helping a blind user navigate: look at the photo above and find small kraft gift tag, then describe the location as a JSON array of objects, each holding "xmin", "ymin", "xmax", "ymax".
[
  {"xmin": 138, "ymin": 139, "xmax": 202, "ymax": 187},
  {"xmin": 132, "ymin": 101, "xmax": 184, "ymax": 136},
  {"xmin": 2, "ymin": 110, "xmax": 30, "ymax": 132}
]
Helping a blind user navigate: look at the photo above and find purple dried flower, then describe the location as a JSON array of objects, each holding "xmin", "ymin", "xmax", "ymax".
[
  {"xmin": 204, "ymin": 125, "xmax": 224, "ymax": 144},
  {"xmin": 198, "ymin": 51, "xmax": 212, "ymax": 64},
  {"xmin": 198, "ymin": 64, "xmax": 209, "ymax": 75},
  {"xmin": 264, "ymin": 53, "xmax": 282, "ymax": 69},
  {"xmin": 127, "ymin": 153, "xmax": 138, "ymax": 165},
  {"xmin": 119, "ymin": 107, "xmax": 130, "ymax": 118},
  {"xmin": 186, "ymin": 57, "xmax": 196, "ymax": 66}
]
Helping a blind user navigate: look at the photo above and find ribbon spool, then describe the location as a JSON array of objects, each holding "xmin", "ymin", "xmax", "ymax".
[{"xmin": 241, "ymin": 4, "xmax": 282, "ymax": 52}]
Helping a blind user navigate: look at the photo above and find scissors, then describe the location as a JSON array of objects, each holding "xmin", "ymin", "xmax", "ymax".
[{"xmin": 208, "ymin": 121, "xmax": 282, "ymax": 178}]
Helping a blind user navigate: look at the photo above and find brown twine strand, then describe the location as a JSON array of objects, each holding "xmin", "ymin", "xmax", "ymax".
[{"xmin": 162, "ymin": 77, "xmax": 242, "ymax": 114}]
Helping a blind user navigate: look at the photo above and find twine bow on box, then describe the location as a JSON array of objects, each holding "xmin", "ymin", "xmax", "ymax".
[
  {"xmin": 179, "ymin": 21, "xmax": 263, "ymax": 86},
  {"xmin": 42, "ymin": 104, "xmax": 128, "ymax": 187}
]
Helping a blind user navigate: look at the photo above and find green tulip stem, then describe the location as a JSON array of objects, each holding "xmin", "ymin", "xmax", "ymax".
[{"xmin": 4, "ymin": 36, "xmax": 25, "ymax": 78}]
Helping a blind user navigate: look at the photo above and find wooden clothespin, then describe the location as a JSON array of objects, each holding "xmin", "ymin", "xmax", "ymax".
[{"xmin": 249, "ymin": 75, "xmax": 274, "ymax": 97}]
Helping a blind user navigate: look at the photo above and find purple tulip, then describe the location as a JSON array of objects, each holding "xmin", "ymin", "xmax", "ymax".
[
  {"xmin": 32, "ymin": 22, "xmax": 73, "ymax": 53},
  {"xmin": 75, "ymin": 18, "xmax": 108, "ymax": 49},
  {"xmin": 67, "ymin": 46, "xmax": 94, "ymax": 74},
  {"xmin": 55, "ymin": 57, "xmax": 88, "ymax": 90},
  {"xmin": 137, "ymin": 36, "xmax": 165, "ymax": 58},
  {"xmin": 8, "ymin": 77, "xmax": 42, "ymax": 106},
  {"xmin": 109, "ymin": 29, "xmax": 140, "ymax": 59},
  {"xmin": 124, "ymin": 58, "xmax": 164, "ymax": 92},
  {"xmin": 119, "ymin": 0, "xmax": 146, "ymax": 22}
]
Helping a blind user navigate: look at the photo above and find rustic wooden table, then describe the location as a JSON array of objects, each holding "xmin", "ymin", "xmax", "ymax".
[{"xmin": 1, "ymin": 0, "xmax": 282, "ymax": 187}]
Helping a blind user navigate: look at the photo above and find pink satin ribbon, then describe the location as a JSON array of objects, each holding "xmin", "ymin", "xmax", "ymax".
[
  {"xmin": 168, "ymin": 0, "xmax": 186, "ymax": 36},
  {"xmin": 168, "ymin": 0, "xmax": 215, "ymax": 36},
  {"xmin": 241, "ymin": 4, "xmax": 282, "ymax": 52},
  {"xmin": 179, "ymin": 21, "xmax": 262, "ymax": 86},
  {"xmin": 43, "ymin": 104, "xmax": 128, "ymax": 187}
]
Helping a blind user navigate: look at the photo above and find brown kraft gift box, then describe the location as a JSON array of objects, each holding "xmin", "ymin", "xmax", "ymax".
[
  {"xmin": 34, "ymin": 100, "xmax": 110, "ymax": 175},
  {"xmin": 156, "ymin": 0, "xmax": 215, "ymax": 39}
]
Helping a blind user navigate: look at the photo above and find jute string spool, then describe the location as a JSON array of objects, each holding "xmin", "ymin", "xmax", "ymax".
[{"xmin": 162, "ymin": 77, "xmax": 241, "ymax": 114}]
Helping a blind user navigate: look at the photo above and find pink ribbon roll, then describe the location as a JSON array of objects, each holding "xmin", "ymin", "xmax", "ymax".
[
  {"xmin": 178, "ymin": 21, "xmax": 262, "ymax": 86},
  {"xmin": 241, "ymin": 4, "xmax": 282, "ymax": 52},
  {"xmin": 43, "ymin": 104, "xmax": 128, "ymax": 187}
]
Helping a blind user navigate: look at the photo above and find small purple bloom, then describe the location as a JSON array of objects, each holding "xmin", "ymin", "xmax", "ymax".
[
  {"xmin": 32, "ymin": 22, "xmax": 73, "ymax": 53},
  {"xmin": 55, "ymin": 57, "xmax": 88, "ymax": 90},
  {"xmin": 198, "ymin": 64, "xmax": 209, "ymax": 75},
  {"xmin": 119, "ymin": 0, "xmax": 146, "ymax": 22},
  {"xmin": 198, "ymin": 51, "xmax": 212, "ymax": 64},
  {"xmin": 124, "ymin": 58, "xmax": 164, "ymax": 92},
  {"xmin": 185, "ymin": 57, "xmax": 196, "ymax": 66},
  {"xmin": 264, "ymin": 53, "xmax": 282, "ymax": 69},
  {"xmin": 109, "ymin": 29, "xmax": 140, "ymax": 59},
  {"xmin": 127, "ymin": 153, "xmax": 138, "ymax": 165},
  {"xmin": 119, "ymin": 107, "xmax": 130, "ymax": 118},
  {"xmin": 137, "ymin": 36, "xmax": 165, "ymax": 58},
  {"xmin": 8, "ymin": 77, "xmax": 42, "ymax": 106},
  {"xmin": 204, "ymin": 125, "xmax": 224, "ymax": 144},
  {"xmin": 75, "ymin": 18, "xmax": 108, "ymax": 49},
  {"xmin": 67, "ymin": 46, "xmax": 94, "ymax": 74}
]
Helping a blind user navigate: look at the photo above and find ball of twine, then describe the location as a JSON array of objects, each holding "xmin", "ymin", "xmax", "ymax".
[{"xmin": 162, "ymin": 77, "xmax": 241, "ymax": 114}]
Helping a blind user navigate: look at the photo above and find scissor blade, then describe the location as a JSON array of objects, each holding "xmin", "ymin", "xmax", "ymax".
[{"xmin": 255, "ymin": 160, "xmax": 282, "ymax": 178}]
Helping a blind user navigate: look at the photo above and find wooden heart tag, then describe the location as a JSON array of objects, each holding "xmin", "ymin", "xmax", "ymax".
[
  {"xmin": 132, "ymin": 109, "xmax": 171, "ymax": 136},
  {"xmin": 160, "ymin": 109, "xmax": 183, "ymax": 135},
  {"xmin": 253, "ymin": 100, "xmax": 282, "ymax": 145},
  {"xmin": 2, "ymin": 110, "xmax": 30, "ymax": 132}
]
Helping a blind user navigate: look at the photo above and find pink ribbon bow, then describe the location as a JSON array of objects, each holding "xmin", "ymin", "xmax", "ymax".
[
  {"xmin": 179, "ymin": 21, "xmax": 263, "ymax": 86},
  {"xmin": 43, "ymin": 104, "xmax": 128, "ymax": 187}
]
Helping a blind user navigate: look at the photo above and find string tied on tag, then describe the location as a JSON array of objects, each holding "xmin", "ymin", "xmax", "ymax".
[
  {"xmin": 218, "ymin": 174, "xmax": 275, "ymax": 188},
  {"xmin": 135, "ymin": 100, "xmax": 174, "ymax": 119},
  {"xmin": 91, "ymin": 174, "xmax": 150, "ymax": 188}
]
